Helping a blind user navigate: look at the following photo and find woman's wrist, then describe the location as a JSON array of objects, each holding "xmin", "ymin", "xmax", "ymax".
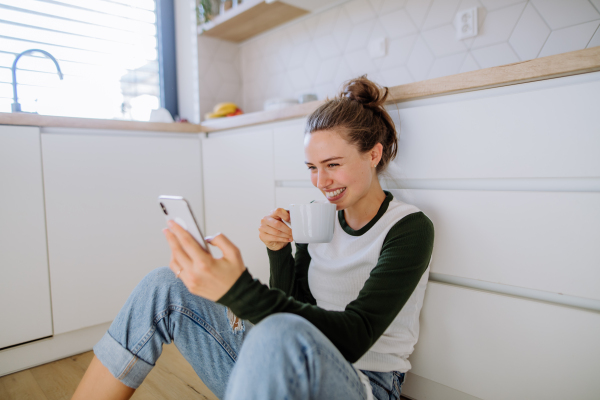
[{"xmin": 266, "ymin": 242, "xmax": 291, "ymax": 252}]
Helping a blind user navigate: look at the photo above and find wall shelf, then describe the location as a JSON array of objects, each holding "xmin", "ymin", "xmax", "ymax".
[{"xmin": 197, "ymin": 0, "xmax": 309, "ymax": 43}]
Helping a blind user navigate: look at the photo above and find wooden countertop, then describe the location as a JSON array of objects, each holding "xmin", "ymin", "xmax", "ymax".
[
  {"xmin": 2, "ymin": 47, "xmax": 598, "ymax": 134},
  {"xmin": 0, "ymin": 112, "xmax": 205, "ymax": 133}
]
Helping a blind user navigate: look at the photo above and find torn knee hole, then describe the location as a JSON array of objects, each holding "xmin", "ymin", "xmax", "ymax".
[{"xmin": 227, "ymin": 307, "xmax": 244, "ymax": 333}]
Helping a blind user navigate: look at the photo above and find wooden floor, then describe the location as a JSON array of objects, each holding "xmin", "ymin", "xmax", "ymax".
[
  {"xmin": 0, "ymin": 343, "xmax": 218, "ymax": 400},
  {"xmin": 0, "ymin": 344, "xmax": 411, "ymax": 399}
]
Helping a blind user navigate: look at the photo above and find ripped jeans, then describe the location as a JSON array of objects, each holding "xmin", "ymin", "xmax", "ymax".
[{"xmin": 93, "ymin": 267, "xmax": 405, "ymax": 399}]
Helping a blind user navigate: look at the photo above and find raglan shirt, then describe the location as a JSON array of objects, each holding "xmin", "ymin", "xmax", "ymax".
[{"xmin": 216, "ymin": 191, "xmax": 434, "ymax": 365}]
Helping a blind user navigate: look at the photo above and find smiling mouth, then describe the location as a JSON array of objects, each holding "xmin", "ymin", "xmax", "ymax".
[{"xmin": 325, "ymin": 187, "xmax": 346, "ymax": 199}]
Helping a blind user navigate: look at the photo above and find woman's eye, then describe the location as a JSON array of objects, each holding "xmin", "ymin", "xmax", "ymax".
[
  {"xmin": 328, "ymin": 163, "xmax": 339, "ymax": 168},
  {"xmin": 307, "ymin": 166, "xmax": 315, "ymax": 170}
]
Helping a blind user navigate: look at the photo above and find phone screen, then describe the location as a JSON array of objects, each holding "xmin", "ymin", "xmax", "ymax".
[{"xmin": 158, "ymin": 196, "xmax": 210, "ymax": 254}]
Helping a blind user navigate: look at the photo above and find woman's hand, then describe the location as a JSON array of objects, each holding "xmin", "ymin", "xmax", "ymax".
[
  {"xmin": 163, "ymin": 220, "xmax": 245, "ymax": 302},
  {"xmin": 259, "ymin": 208, "xmax": 293, "ymax": 251}
]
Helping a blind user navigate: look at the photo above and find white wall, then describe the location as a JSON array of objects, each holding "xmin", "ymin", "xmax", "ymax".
[
  {"xmin": 237, "ymin": 0, "xmax": 600, "ymax": 112},
  {"xmin": 197, "ymin": 36, "xmax": 243, "ymax": 120}
]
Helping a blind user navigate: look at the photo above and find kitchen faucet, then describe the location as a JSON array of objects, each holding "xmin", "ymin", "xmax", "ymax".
[{"xmin": 12, "ymin": 49, "xmax": 64, "ymax": 113}]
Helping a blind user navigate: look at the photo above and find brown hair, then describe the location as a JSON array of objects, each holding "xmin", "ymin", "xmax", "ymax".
[{"xmin": 306, "ymin": 75, "xmax": 398, "ymax": 174}]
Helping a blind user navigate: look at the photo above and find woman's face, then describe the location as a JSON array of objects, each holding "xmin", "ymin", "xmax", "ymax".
[{"xmin": 304, "ymin": 129, "xmax": 381, "ymax": 210}]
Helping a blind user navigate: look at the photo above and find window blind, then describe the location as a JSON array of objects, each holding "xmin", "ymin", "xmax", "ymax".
[{"xmin": 0, "ymin": 0, "xmax": 161, "ymax": 120}]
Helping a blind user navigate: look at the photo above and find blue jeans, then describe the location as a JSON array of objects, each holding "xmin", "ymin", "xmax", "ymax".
[{"xmin": 94, "ymin": 267, "xmax": 405, "ymax": 399}]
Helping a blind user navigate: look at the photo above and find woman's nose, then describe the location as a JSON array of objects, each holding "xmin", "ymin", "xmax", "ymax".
[{"xmin": 316, "ymin": 171, "xmax": 332, "ymax": 189}]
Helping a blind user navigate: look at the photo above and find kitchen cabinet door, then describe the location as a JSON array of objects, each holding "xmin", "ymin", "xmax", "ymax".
[
  {"xmin": 41, "ymin": 131, "xmax": 204, "ymax": 334},
  {"xmin": 0, "ymin": 126, "xmax": 53, "ymax": 349},
  {"xmin": 406, "ymin": 282, "xmax": 600, "ymax": 400},
  {"xmin": 273, "ymin": 119, "xmax": 308, "ymax": 181},
  {"xmin": 202, "ymin": 128, "xmax": 275, "ymax": 285}
]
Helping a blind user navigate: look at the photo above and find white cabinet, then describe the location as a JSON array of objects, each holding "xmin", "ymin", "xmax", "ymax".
[
  {"xmin": 273, "ymin": 120, "xmax": 308, "ymax": 181},
  {"xmin": 0, "ymin": 126, "xmax": 53, "ymax": 349},
  {"xmin": 406, "ymin": 282, "xmax": 600, "ymax": 400},
  {"xmin": 41, "ymin": 131, "xmax": 204, "ymax": 334},
  {"xmin": 390, "ymin": 189, "xmax": 600, "ymax": 301},
  {"xmin": 202, "ymin": 128, "xmax": 275, "ymax": 285}
]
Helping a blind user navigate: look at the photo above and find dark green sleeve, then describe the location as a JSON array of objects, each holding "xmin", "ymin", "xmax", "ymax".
[
  {"xmin": 217, "ymin": 212, "xmax": 434, "ymax": 363},
  {"xmin": 267, "ymin": 243, "xmax": 316, "ymax": 305}
]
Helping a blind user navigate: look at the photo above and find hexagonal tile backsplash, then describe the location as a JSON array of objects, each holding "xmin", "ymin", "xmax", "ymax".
[{"xmin": 198, "ymin": 0, "xmax": 600, "ymax": 117}]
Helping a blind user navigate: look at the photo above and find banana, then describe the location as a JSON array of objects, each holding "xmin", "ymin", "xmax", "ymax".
[
  {"xmin": 214, "ymin": 102, "xmax": 237, "ymax": 115},
  {"xmin": 205, "ymin": 112, "xmax": 221, "ymax": 119}
]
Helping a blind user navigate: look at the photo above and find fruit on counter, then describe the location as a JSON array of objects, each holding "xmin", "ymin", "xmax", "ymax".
[
  {"xmin": 205, "ymin": 102, "xmax": 243, "ymax": 119},
  {"xmin": 215, "ymin": 102, "xmax": 237, "ymax": 115},
  {"xmin": 226, "ymin": 108, "xmax": 243, "ymax": 117}
]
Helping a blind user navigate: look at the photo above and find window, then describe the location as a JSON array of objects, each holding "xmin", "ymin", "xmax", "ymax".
[{"xmin": 0, "ymin": 0, "xmax": 176, "ymax": 120}]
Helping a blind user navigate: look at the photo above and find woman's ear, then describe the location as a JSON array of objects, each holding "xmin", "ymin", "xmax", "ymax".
[{"xmin": 371, "ymin": 143, "xmax": 383, "ymax": 167}]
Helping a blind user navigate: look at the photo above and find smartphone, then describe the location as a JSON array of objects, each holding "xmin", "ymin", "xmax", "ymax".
[{"xmin": 158, "ymin": 195, "xmax": 211, "ymax": 254}]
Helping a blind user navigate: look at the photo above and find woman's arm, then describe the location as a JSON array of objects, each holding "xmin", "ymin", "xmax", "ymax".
[
  {"xmin": 217, "ymin": 211, "xmax": 434, "ymax": 363},
  {"xmin": 268, "ymin": 243, "xmax": 316, "ymax": 305}
]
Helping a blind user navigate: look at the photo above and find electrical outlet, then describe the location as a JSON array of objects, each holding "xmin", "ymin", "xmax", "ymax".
[
  {"xmin": 455, "ymin": 8, "xmax": 478, "ymax": 40},
  {"xmin": 368, "ymin": 36, "xmax": 387, "ymax": 58}
]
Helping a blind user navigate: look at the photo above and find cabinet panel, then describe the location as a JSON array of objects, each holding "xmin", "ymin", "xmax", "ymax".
[
  {"xmin": 273, "ymin": 119, "xmax": 309, "ymax": 181},
  {"xmin": 41, "ymin": 132, "xmax": 204, "ymax": 334},
  {"xmin": 0, "ymin": 126, "xmax": 52, "ymax": 348},
  {"xmin": 390, "ymin": 73, "xmax": 600, "ymax": 179},
  {"xmin": 202, "ymin": 130, "xmax": 275, "ymax": 285},
  {"xmin": 389, "ymin": 189, "xmax": 600, "ymax": 301},
  {"xmin": 408, "ymin": 282, "xmax": 600, "ymax": 400}
]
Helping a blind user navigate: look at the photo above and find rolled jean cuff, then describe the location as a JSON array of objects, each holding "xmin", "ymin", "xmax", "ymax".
[{"xmin": 93, "ymin": 331, "xmax": 154, "ymax": 389}]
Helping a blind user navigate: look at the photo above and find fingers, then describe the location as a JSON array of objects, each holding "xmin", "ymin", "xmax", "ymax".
[
  {"xmin": 262, "ymin": 215, "xmax": 292, "ymax": 235},
  {"xmin": 205, "ymin": 233, "xmax": 242, "ymax": 262},
  {"xmin": 259, "ymin": 231, "xmax": 293, "ymax": 245},
  {"xmin": 259, "ymin": 223, "xmax": 292, "ymax": 241},
  {"xmin": 163, "ymin": 226, "xmax": 192, "ymax": 267},
  {"xmin": 168, "ymin": 253, "xmax": 179, "ymax": 275},
  {"xmin": 270, "ymin": 208, "xmax": 291, "ymax": 222},
  {"xmin": 166, "ymin": 220, "xmax": 207, "ymax": 260}
]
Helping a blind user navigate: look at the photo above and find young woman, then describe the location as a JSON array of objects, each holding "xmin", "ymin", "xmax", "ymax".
[{"xmin": 72, "ymin": 76, "xmax": 434, "ymax": 400}]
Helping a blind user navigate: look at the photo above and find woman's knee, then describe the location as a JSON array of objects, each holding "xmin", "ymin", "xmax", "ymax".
[
  {"xmin": 142, "ymin": 265, "xmax": 176, "ymax": 285},
  {"xmin": 244, "ymin": 313, "xmax": 316, "ymax": 349},
  {"xmin": 127, "ymin": 266, "xmax": 186, "ymax": 306}
]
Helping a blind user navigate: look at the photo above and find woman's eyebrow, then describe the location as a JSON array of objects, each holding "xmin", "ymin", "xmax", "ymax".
[{"xmin": 305, "ymin": 156, "xmax": 344, "ymax": 165}]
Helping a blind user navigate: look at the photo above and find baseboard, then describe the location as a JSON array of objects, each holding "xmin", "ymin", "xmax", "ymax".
[
  {"xmin": 402, "ymin": 372, "xmax": 483, "ymax": 400},
  {"xmin": 0, "ymin": 321, "xmax": 111, "ymax": 377}
]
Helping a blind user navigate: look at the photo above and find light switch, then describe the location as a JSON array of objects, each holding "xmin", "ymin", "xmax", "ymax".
[
  {"xmin": 455, "ymin": 8, "xmax": 478, "ymax": 40},
  {"xmin": 368, "ymin": 36, "xmax": 387, "ymax": 59}
]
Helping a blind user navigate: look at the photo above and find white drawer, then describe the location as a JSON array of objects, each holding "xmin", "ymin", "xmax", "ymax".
[{"xmin": 409, "ymin": 282, "xmax": 600, "ymax": 400}]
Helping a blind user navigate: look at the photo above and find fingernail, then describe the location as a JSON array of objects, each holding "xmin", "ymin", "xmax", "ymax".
[{"xmin": 167, "ymin": 220, "xmax": 174, "ymax": 227}]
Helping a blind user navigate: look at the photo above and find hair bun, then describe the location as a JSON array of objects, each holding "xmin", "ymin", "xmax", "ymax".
[{"xmin": 340, "ymin": 75, "xmax": 388, "ymax": 109}]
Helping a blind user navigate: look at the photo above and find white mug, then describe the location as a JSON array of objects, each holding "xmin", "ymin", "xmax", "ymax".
[{"xmin": 283, "ymin": 203, "xmax": 337, "ymax": 243}]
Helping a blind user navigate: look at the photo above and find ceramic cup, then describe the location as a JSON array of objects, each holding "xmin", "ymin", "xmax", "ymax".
[{"xmin": 283, "ymin": 202, "xmax": 337, "ymax": 243}]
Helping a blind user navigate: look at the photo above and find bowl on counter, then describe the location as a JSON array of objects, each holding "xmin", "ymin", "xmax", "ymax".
[{"xmin": 263, "ymin": 98, "xmax": 299, "ymax": 111}]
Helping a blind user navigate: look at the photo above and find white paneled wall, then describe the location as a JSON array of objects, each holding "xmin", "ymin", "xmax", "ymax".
[
  {"xmin": 199, "ymin": 70, "xmax": 600, "ymax": 398},
  {"xmin": 409, "ymin": 282, "xmax": 600, "ymax": 400},
  {"xmin": 388, "ymin": 71, "xmax": 600, "ymax": 399},
  {"xmin": 202, "ymin": 127, "xmax": 275, "ymax": 284},
  {"xmin": 389, "ymin": 72, "xmax": 600, "ymax": 180},
  {"xmin": 0, "ymin": 126, "xmax": 53, "ymax": 349},
  {"xmin": 396, "ymin": 189, "xmax": 600, "ymax": 300},
  {"xmin": 42, "ymin": 131, "xmax": 205, "ymax": 334},
  {"xmin": 235, "ymin": 0, "xmax": 600, "ymax": 112}
]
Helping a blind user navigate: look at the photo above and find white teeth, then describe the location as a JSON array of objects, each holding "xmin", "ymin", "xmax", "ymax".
[{"xmin": 326, "ymin": 188, "xmax": 345, "ymax": 198}]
